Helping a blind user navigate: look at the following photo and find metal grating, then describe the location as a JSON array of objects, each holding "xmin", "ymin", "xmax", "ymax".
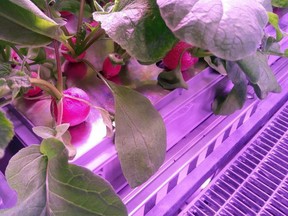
[{"xmin": 180, "ymin": 104, "xmax": 288, "ymax": 216}]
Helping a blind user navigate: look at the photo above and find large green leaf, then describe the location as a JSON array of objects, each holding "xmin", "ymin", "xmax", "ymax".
[
  {"xmin": 108, "ymin": 81, "xmax": 166, "ymax": 188},
  {"xmin": 156, "ymin": 0, "xmax": 268, "ymax": 61},
  {"xmin": 212, "ymin": 62, "xmax": 247, "ymax": 115},
  {"xmin": 0, "ymin": 0, "xmax": 62, "ymax": 46},
  {"xmin": 272, "ymin": 0, "xmax": 288, "ymax": 7},
  {"xmin": 1, "ymin": 138, "xmax": 127, "ymax": 216},
  {"xmin": 0, "ymin": 110, "xmax": 14, "ymax": 159},
  {"xmin": 237, "ymin": 52, "xmax": 281, "ymax": 99},
  {"xmin": 93, "ymin": 0, "xmax": 177, "ymax": 63}
]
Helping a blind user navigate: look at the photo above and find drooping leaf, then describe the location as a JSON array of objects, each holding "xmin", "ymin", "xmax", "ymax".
[
  {"xmin": 212, "ymin": 61, "xmax": 247, "ymax": 115},
  {"xmin": 262, "ymin": 36, "xmax": 281, "ymax": 53},
  {"xmin": 1, "ymin": 138, "xmax": 127, "ymax": 215},
  {"xmin": 272, "ymin": 0, "xmax": 288, "ymax": 8},
  {"xmin": 0, "ymin": 110, "xmax": 14, "ymax": 159},
  {"xmin": 268, "ymin": 12, "xmax": 283, "ymax": 41},
  {"xmin": 156, "ymin": 0, "xmax": 268, "ymax": 61},
  {"xmin": 0, "ymin": 0, "xmax": 63, "ymax": 46},
  {"xmin": 204, "ymin": 56, "xmax": 227, "ymax": 75},
  {"xmin": 237, "ymin": 52, "xmax": 281, "ymax": 99},
  {"xmin": 93, "ymin": 0, "xmax": 177, "ymax": 63},
  {"xmin": 108, "ymin": 81, "xmax": 167, "ymax": 188},
  {"xmin": 157, "ymin": 67, "xmax": 188, "ymax": 90}
]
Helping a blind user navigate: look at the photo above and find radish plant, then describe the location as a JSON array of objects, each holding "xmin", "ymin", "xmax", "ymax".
[{"xmin": 0, "ymin": 0, "xmax": 287, "ymax": 215}]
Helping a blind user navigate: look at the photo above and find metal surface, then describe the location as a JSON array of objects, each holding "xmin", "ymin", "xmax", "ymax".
[
  {"xmin": 180, "ymin": 102, "xmax": 288, "ymax": 216},
  {"xmin": 145, "ymin": 57, "xmax": 288, "ymax": 216}
]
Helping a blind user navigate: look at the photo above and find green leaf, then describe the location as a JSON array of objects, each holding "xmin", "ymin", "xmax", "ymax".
[
  {"xmin": 267, "ymin": 12, "xmax": 283, "ymax": 41},
  {"xmin": 108, "ymin": 81, "xmax": 167, "ymax": 188},
  {"xmin": 27, "ymin": 47, "xmax": 47, "ymax": 62},
  {"xmin": 257, "ymin": 0, "xmax": 273, "ymax": 11},
  {"xmin": 1, "ymin": 138, "xmax": 127, "ymax": 215},
  {"xmin": 204, "ymin": 56, "xmax": 227, "ymax": 75},
  {"xmin": 237, "ymin": 52, "xmax": 281, "ymax": 99},
  {"xmin": 6, "ymin": 71, "xmax": 30, "ymax": 99},
  {"xmin": 93, "ymin": 0, "xmax": 177, "ymax": 63},
  {"xmin": 32, "ymin": 126, "xmax": 56, "ymax": 139},
  {"xmin": 212, "ymin": 61, "xmax": 247, "ymax": 115},
  {"xmin": 0, "ymin": 110, "xmax": 14, "ymax": 159},
  {"xmin": 272, "ymin": 0, "xmax": 288, "ymax": 8},
  {"xmin": 55, "ymin": 123, "xmax": 70, "ymax": 138},
  {"xmin": 262, "ymin": 36, "xmax": 281, "ymax": 53},
  {"xmin": 0, "ymin": 0, "xmax": 62, "ymax": 46},
  {"xmin": 0, "ymin": 79, "xmax": 10, "ymax": 97},
  {"xmin": 0, "ymin": 63, "xmax": 11, "ymax": 78},
  {"xmin": 157, "ymin": 67, "xmax": 188, "ymax": 90},
  {"xmin": 156, "ymin": 0, "xmax": 268, "ymax": 61},
  {"xmin": 54, "ymin": 0, "xmax": 92, "ymax": 18}
]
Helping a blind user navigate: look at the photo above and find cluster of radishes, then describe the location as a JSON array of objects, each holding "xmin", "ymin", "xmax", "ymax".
[{"xmin": 23, "ymin": 13, "xmax": 198, "ymax": 128}]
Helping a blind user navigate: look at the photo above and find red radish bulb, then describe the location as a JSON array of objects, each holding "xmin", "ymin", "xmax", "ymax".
[
  {"xmin": 60, "ymin": 37, "xmax": 86, "ymax": 63},
  {"xmin": 163, "ymin": 41, "xmax": 198, "ymax": 71},
  {"xmin": 64, "ymin": 61, "xmax": 87, "ymax": 80},
  {"xmin": 25, "ymin": 72, "xmax": 42, "ymax": 97},
  {"xmin": 51, "ymin": 87, "xmax": 91, "ymax": 127},
  {"xmin": 102, "ymin": 55, "xmax": 122, "ymax": 79},
  {"xmin": 60, "ymin": 11, "xmax": 73, "ymax": 18}
]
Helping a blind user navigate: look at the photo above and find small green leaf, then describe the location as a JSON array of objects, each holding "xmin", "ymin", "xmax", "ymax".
[
  {"xmin": 237, "ymin": 52, "xmax": 281, "ymax": 99},
  {"xmin": 272, "ymin": 0, "xmax": 288, "ymax": 8},
  {"xmin": 262, "ymin": 36, "xmax": 281, "ymax": 53},
  {"xmin": 94, "ymin": 0, "xmax": 177, "ymax": 63},
  {"xmin": 1, "ymin": 138, "xmax": 127, "ymax": 215},
  {"xmin": 6, "ymin": 71, "xmax": 30, "ymax": 99},
  {"xmin": 212, "ymin": 62, "xmax": 247, "ymax": 115},
  {"xmin": 267, "ymin": 12, "xmax": 283, "ymax": 41},
  {"xmin": 204, "ymin": 56, "xmax": 227, "ymax": 75},
  {"xmin": 0, "ymin": 0, "xmax": 63, "ymax": 46},
  {"xmin": 0, "ymin": 78, "xmax": 10, "ymax": 98},
  {"xmin": 0, "ymin": 110, "xmax": 14, "ymax": 159},
  {"xmin": 108, "ymin": 81, "xmax": 167, "ymax": 188},
  {"xmin": 32, "ymin": 126, "xmax": 56, "ymax": 139},
  {"xmin": 27, "ymin": 47, "xmax": 47, "ymax": 62},
  {"xmin": 157, "ymin": 67, "xmax": 188, "ymax": 90},
  {"xmin": 0, "ymin": 63, "xmax": 11, "ymax": 78},
  {"xmin": 55, "ymin": 123, "xmax": 70, "ymax": 138},
  {"xmin": 99, "ymin": 109, "xmax": 114, "ymax": 137},
  {"xmin": 156, "ymin": 0, "xmax": 268, "ymax": 61}
]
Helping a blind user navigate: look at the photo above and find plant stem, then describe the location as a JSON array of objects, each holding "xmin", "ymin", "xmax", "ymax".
[
  {"xmin": 81, "ymin": 59, "xmax": 112, "ymax": 92},
  {"xmin": 10, "ymin": 46, "xmax": 30, "ymax": 71},
  {"xmin": 30, "ymin": 78, "xmax": 62, "ymax": 100},
  {"xmin": 45, "ymin": 0, "xmax": 64, "ymax": 93},
  {"xmin": 53, "ymin": 41, "xmax": 64, "ymax": 92},
  {"xmin": 83, "ymin": 29, "xmax": 106, "ymax": 52},
  {"xmin": 77, "ymin": 0, "xmax": 86, "ymax": 33}
]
